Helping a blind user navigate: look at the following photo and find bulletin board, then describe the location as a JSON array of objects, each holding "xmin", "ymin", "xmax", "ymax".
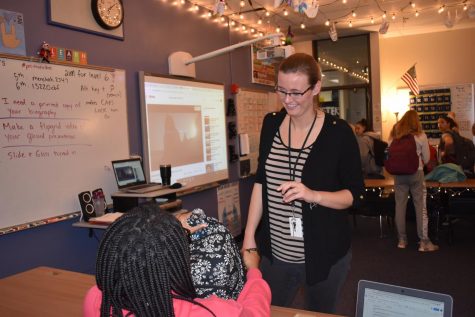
[
  {"xmin": 235, "ymin": 88, "xmax": 279, "ymax": 177},
  {"xmin": 408, "ymin": 83, "xmax": 474, "ymax": 140},
  {"xmin": 0, "ymin": 54, "xmax": 129, "ymax": 232}
]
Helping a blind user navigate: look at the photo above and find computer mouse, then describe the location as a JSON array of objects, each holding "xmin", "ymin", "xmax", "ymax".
[{"xmin": 170, "ymin": 182, "xmax": 183, "ymax": 189}]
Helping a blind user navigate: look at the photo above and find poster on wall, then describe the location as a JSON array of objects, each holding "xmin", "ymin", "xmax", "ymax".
[
  {"xmin": 250, "ymin": 44, "xmax": 279, "ymax": 86},
  {"xmin": 217, "ymin": 182, "xmax": 241, "ymax": 237},
  {"xmin": 235, "ymin": 88, "xmax": 280, "ymax": 177},
  {"xmin": 0, "ymin": 9, "xmax": 26, "ymax": 56},
  {"xmin": 450, "ymin": 84, "xmax": 474, "ymax": 140}
]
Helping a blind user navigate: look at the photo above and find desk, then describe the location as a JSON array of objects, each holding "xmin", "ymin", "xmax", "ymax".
[
  {"xmin": 365, "ymin": 177, "xmax": 475, "ymax": 189},
  {"xmin": 0, "ymin": 267, "xmax": 94, "ymax": 317},
  {"xmin": 0, "ymin": 267, "xmax": 344, "ymax": 317},
  {"xmin": 364, "ymin": 178, "xmax": 440, "ymax": 189}
]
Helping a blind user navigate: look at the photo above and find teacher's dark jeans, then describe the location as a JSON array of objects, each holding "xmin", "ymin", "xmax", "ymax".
[{"xmin": 260, "ymin": 250, "xmax": 351, "ymax": 314}]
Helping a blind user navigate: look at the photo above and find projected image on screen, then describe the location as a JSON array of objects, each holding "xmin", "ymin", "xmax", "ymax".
[
  {"xmin": 148, "ymin": 105, "xmax": 203, "ymax": 169},
  {"xmin": 139, "ymin": 72, "xmax": 229, "ymax": 190}
]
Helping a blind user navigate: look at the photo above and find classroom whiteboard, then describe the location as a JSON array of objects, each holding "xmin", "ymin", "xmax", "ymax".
[{"xmin": 0, "ymin": 55, "xmax": 129, "ymax": 230}]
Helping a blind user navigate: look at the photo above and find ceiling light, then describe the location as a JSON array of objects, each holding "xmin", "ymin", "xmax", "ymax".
[
  {"xmin": 284, "ymin": 9, "xmax": 288, "ymax": 16},
  {"xmin": 276, "ymin": 26, "xmax": 281, "ymax": 32},
  {"xmin": 415, "ymin": 10, "xmax": 419, "ymax": 17},
  {"xmin": 349, "ymin": 21, "xmax": 352, "ymax": 27},
  {"xmin": 342, "ymin": 0, "xmax": 347, "ymax": 3},
  {"xmin": 240, "ymin": 0, "xmax": 245, "ymax": 7},
  {"xmin": 230, "ymin": 20, "xmax": 236, "ymax": 26},
  {"xmin": 392, "ymin": 13, "xmax": 396, "ymax": 20},
  {"xmin": 410, "ymin": 1, "xmax": 416, "ymax": 8},
  {"xmin": 382, "ymin": 11, "xmax": 387, "ymax": 18},
  {"xmin": 194, "ymin": 4, "xmax": 199, "ymax": 11},
  {"xmin": 257, "ymin": 18, "xmax": 262, "ymax": 24},
  {"xmin": 352, "ymin": 11, "xmax": 356, "ymax": 17},
  {"xmin": 325, "ymin": 19, "xmax": 330, "ymax": 26},
  {"xmin": 438, "ymin": 5, "xmax": 445, "ymax": 14},
  {"xmin": 265, "ymin": 10, "xmax": 270, "ymax": 17},
  {"xmin": 300, "ymin": 22, "xmax": 306, "ymax": 29},
  {"xmin": 463, "ymin": 4, "xmax": 468, "ymax": 11},
  {"xmin": 371, "ymin": 17, "xmax": 374, "ymax": 24},
  {"xmin": 239, "ymin": 13, "xmax": 244, "ymax": 19}
]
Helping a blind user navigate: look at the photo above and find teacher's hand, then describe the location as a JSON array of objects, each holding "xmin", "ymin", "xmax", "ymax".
[{"xmin": 277, "ymin": 181, "xmax": 320, "ymax": 204}]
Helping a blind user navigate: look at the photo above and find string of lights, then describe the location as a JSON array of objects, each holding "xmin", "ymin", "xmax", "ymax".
[
  {"xmin": 318, "ymin": 56, "xmax": 370, "ymax": 82},
  {"xmin": 158, "ymin": 0, "xmax": 474, "ymax": 40}
]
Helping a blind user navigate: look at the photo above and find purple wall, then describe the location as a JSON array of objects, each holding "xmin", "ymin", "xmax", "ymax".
[{"xmin": 0, "ymin": 0, "xmax": 271, "ymax": 278}]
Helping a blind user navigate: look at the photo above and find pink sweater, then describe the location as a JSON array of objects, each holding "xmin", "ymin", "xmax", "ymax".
[{"xmin": 83, "ymin": 268, "xmax": 271, "ymax": 317}]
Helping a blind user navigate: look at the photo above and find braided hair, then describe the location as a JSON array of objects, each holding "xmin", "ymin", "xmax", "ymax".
[{"xmin": 95, "ymin": 203, "xmax": 216, "ymax": 317}]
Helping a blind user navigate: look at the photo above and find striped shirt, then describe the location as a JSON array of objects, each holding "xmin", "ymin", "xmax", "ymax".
[{"xmin": 265, "ymin": 131, "xmax": 313, "ymax": 263}]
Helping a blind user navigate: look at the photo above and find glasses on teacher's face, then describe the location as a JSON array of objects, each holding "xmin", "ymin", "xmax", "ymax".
[{"xmin": 275, "ymin": 85, "xmax": 313, "ymax": 99}]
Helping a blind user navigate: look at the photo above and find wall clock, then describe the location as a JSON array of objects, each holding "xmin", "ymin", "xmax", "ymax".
[{"xmin": 91, "ymin": 0, "xmax": 124, "ymax": 30}]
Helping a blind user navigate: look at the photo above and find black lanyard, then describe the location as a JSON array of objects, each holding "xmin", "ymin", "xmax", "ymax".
[{"xmin": 288, "ymin": 114, "xmax": 317, "ymax": 182}]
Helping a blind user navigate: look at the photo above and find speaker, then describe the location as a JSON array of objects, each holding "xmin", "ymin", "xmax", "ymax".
[{"xmin": 78, "ymin": 191, "xmax": 96, "ymax": 221}]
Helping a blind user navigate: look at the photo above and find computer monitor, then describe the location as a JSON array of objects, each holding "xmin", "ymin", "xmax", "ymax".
[{"xmin": 138, "ymin": 72, "xmax": 229, "ymax": 190}]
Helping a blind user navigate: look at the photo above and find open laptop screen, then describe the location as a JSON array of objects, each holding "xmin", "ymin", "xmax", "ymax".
[
  {"xmin": 112, "ymin": 159, "xmax": 147, "ymax": 189},
  {"xmin": 356, "ymin": 280, "xmax": 453, "ymax": 317}
]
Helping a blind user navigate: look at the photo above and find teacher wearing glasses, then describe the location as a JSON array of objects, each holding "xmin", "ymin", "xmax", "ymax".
[{"xmin": 242, "ymin": 53, "xmax": 364, "ymax": 314}]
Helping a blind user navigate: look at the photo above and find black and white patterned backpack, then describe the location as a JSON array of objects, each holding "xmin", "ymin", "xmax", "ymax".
[{"xmin": 187, "ymin": 208, "xmax": 246, "ymax": 299}]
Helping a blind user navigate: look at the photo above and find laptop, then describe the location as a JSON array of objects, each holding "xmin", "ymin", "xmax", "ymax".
[
  {"xmin": 111, "ymin": 158, "xmax": 165, "ymax": 193},
  {"xmin": 356, "ymin": 280, "xmax": 453, "ymax": 317}
]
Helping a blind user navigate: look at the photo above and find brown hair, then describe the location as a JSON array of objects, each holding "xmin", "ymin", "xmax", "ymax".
[
  {"xmin": 278, "ymin": 53, "xmax": 322, "ymax": 87},
  {"xmin": 391, "ymin": 110, "xmax": 422, "ymax": 139}
]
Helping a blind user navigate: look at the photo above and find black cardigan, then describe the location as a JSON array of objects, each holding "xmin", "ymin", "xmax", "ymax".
[{"xmin": 255, "ymin": 111, "xmax": 365, "ymax": 284}]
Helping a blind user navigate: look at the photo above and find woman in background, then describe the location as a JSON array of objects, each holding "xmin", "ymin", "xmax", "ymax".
[
  {"xmin": 390, "ymin": 110, "xmax": 438, "ymax": 252},
  {"xmin": 242, "ymin": 53, "xmax": 364, "ymax": 313},
  {"xmin": 83, "ymin": 204, "xmax": 271, "ymax": 317},
  {"xmin": 354, "ymin": 118, "xmax": 384, "ymax": 179}
]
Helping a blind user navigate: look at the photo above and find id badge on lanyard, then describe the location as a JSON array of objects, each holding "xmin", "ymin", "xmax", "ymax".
[{"xmin": 289, "ymin": 216, "xmax": 303, "ymax": 238}]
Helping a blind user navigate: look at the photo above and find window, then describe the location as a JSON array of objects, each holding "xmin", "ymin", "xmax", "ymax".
[{"xmin": 313, "ymin": 34, "xmax": 372, "ymax": 127}]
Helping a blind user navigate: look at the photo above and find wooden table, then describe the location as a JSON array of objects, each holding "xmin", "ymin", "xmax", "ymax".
[
  {"xmin": 0, "ymin": 267, "xmax": 94, "ymax": 317},
  {"xmin": 0, "ymin": 267, "xmax": 343, "ymax": 317},
  {"xmin": 364, "ymin": 178, "xmax": 442, "ymax": 189}
]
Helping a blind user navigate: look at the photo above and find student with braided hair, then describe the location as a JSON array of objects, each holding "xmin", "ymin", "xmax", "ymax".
[{"xmin": 83, "ymin": 204, "xmax": 271, "ymax": 317}]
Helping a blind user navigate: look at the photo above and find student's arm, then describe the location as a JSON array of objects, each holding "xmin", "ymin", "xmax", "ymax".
[
  {"xmin": 242, "ymin": 183, "xmax": 263, "ymax": 250},
  {"xmin": 236, "ymin": 268, "xmax": 271, "ymax": 317}
]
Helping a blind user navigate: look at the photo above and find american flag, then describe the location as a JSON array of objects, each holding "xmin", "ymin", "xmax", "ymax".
[{"xmin": 401, "ymin": 65, "xmax": 419, "ymax": 96}]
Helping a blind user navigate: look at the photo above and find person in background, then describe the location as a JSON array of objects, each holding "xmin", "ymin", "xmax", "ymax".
[
  {"xmin": 354, "ymin": 118, "xmax": 384, "ymax": 179},
  {"xmin": 390, "ymin": 110, "xmax": 439, "ymax": 252},
  {"xmin": 242, "ymin": 53, "xmax": 364, "ymax": 313},
  {"xmin": 438, "ymin": 115, "xmax": 458, "ymax": 164},
  {"xmin": 447, "ymin": 111, "xmax": 459, "ymax": 133},
  {"xmin": 472, "ymin": 122, "xmax": 475, "ymax": 137},
  {"xmin": 83, "ymin": 204, "xmax": 271, "ymax": 317}
]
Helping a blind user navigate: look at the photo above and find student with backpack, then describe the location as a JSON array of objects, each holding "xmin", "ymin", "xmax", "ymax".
[
  {"xmin": 355, "ymin": 118, "xmax": 386, "ymax": 179},
  {"xmin": 387, "ymin": 110, "xmax": 439, "ymax": 252},
  {"xmin": 438, "ymin": 115, "xmax": 475, "ymax": 178}
]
